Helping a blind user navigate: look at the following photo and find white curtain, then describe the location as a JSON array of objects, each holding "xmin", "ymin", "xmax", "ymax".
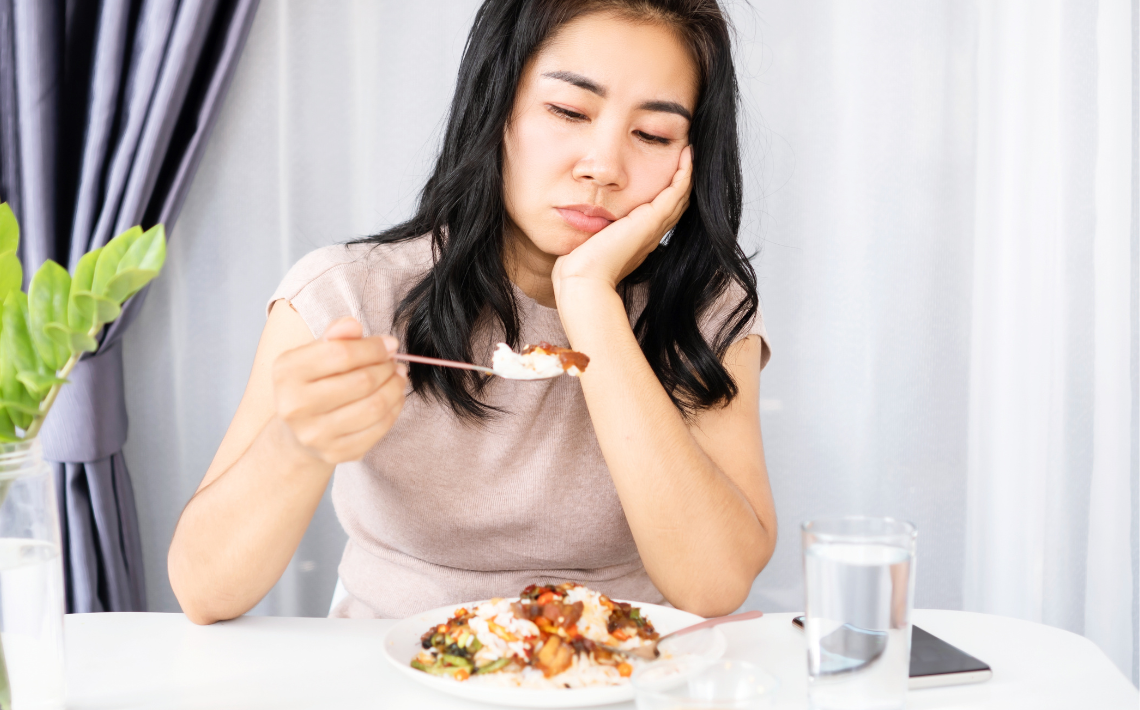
[{"xmin": 120, "ymin": 0, "xmax": 1138, "ymax": 683}]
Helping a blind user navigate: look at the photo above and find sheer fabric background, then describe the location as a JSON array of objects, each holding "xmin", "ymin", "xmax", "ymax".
[{"xmin": 120, "ymin": 0, "xmax": 1139, "ymax": 682}]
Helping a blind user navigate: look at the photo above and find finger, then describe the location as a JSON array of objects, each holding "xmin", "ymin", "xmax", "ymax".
[
  {"xmin": 325, "ymin": 402, "xmax": 405, "ymax": 462},
  {"xmin": 648, "ymin": 153, "xmax": 693, "ymax": 216},
  {"xmin": 666, "ymin": 193, "xmax": 691, "ymax": 230},
  {"xmin": 280, "ymin": 335, "xmax": 398, "ymax": 382},
  {"xmin": 323, "ymin": 317, "xmax": 363, "ymax": 341},
  {"xmin": 313, "ymin": 375, "xmax": 406, "ymax": 439},
  {"xmin": 323, "ymin": 318, "xmax": 400, "ymax": 358},
  {"xmin": 297, "ymin": 361, "xmax": 401, "ymax": 414}
]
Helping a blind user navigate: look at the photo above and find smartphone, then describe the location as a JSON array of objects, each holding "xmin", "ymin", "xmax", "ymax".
[{"xmin": 792, "ymin": 615, "xmax": 992, "ymax": 689}]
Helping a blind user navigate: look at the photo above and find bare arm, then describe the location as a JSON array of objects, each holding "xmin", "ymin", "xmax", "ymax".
[
  {"xmin": 553, "ymin": 146, "xmax": 775, "ymax": 616},
  {"xmin": 561, "ymin": 286, "xmax": 774, "ymax": 616},
  {"xmin": 167, "ymin": 302, "xmax": 406, "ymax": 624}
]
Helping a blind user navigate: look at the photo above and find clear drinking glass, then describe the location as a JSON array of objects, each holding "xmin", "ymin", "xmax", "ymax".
[
  {"xmin": 801, "ymin": 517, "xmax": 916, "ymax": 710},
  {"xmin": 633, "ymin": 658, "xmax": 779, "ymax": 709},
  {"xmin": 0, "ymin": 439, "xmax": 66, "ymax": 709}
]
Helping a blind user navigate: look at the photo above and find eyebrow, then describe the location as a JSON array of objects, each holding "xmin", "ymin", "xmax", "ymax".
[
  {"xmin": 541, "ymin": 70, "xmax": 693, "ymax": 122},
  {"xmin": 638, "ymin": 100, "xmax": 692, "ymax": 122},
  {"xmin": 542, "ymin": 70, "xmax": 605, "ymax": 96}
]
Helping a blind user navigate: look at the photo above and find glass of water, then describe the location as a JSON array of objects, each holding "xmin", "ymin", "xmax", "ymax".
[
  {"xmin": 0, "ymin": 439, "xmax": 66, "ymax": 709},
  {"xmin": 802, "ymin": 517, "xmax": 916, "ymax": 710}
]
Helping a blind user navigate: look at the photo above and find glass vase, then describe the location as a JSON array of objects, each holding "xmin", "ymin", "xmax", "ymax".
[{"xmin": 0, "ymin": 439, "xmax": 65, "ymax": 709}]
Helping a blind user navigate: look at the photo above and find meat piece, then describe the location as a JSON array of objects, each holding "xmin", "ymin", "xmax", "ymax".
[
  {"xmin": 521, "ymin": 342, "xmax": 590, "ymax": 374},
  {"xmin": 534, "ymin": 636, "xmax": 574, "ymax": 678},
  {"xmin": 563, "ymin": 601, "xmax": 584, "ymax": 628}
]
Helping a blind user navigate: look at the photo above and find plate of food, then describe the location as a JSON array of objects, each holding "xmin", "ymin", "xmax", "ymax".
[{"xmin": 382, "ymin": 582, "xmax": 727, "ymax": 708}]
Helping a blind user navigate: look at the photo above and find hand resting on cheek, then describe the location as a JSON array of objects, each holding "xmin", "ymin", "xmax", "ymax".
[{"xmin": 552, "ymin": 144, "xmax": 693, "ymax": 304}]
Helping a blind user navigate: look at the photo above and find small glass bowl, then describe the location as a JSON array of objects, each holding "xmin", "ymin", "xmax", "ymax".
[
  {"xmin": 657, "ymin": 627, "xmax": 726, "ymax": 662},
  {"xmin": 632, "ymin": 658, "xmax": 780, "ymax": 710}
]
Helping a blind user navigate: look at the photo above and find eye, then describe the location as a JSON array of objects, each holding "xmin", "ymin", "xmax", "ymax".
[
  {"xmin": 547, "ymin": 104, "xmax": 588, "ymax": 122},
  {"xmin": 635, "ymin": 130, "xmax": 672, "ymax": 146}
]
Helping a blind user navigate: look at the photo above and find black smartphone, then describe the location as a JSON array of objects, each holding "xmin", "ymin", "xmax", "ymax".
[{"xmin": 792, "ymin": 615, "xmax": 992, "ymax": 689}]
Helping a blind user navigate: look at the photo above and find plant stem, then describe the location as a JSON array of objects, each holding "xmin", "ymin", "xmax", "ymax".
[{"xmin": 21, "ymin": 324, "xmax": 96, "ymax": 441}]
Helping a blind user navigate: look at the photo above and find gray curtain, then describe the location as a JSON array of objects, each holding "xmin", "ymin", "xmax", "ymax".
[{"xmin": 0, "ymin": 0, "xmax": 258, "ymax": 612}]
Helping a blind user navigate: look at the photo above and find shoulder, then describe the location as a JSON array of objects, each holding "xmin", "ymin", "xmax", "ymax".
[
  {"xmin": 269, "ymin": 237, "xmax": 432, "ymax": 307},
  {"xmin": 267, "ymin": 236, "xmax": 433, "ymax": 337},
  {"xmin": 626, "ymin": 278, "xmax": 771, "ymax": 371},
  {"xmin": 699, "ymin": 281, "xmax": 772, "ymax": 371}
]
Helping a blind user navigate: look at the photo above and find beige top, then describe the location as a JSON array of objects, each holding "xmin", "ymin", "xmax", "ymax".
[{"xmin": 269, "ymin": 236, "xmax": 770, "ymax": 619}]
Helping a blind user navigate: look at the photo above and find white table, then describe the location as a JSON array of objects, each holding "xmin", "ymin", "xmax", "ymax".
[{"xmin": 65, "ymin": 610, "xmax": 1136, "ymax": 709}]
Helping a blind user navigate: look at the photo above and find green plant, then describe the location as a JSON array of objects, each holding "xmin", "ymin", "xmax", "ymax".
[
  {"xmin": 0, "ymin": 202, "xmax": 166, "ymax": 440},
  {"xmin": 0, "ymin": 201, "xmax": 165, "ymax": 709}
]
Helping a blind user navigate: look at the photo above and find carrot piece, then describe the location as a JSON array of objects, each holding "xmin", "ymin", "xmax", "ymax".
[
  {"xmin": 488, "ymin": 621, "xmax": 518, "ymax": 642},
  {"xmin": 617, "ymin": 662, "xmax": 633, "ymax": 678}
]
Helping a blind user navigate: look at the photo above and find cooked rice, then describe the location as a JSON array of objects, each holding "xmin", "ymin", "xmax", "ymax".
[{"xmin": 412, "ymin": 583, "xmax": 657, "ymax": 689}]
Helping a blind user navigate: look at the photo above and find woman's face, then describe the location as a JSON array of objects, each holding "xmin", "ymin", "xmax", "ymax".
[{"xmin": 503, "ymin": 13, "xmax": 699, "ymax": 257}]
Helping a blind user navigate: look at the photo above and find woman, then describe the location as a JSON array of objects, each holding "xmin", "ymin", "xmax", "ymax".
[{"xmin": 169, "ymin": 0, "xmax": 776, "ymax": 623}]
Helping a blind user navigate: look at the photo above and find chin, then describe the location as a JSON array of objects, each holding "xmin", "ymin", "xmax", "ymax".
[
  {"xmin": 553, "ymin": 235, "xmax": 592, "ymax": 256},
  {"xmin": 529, "ymin": 228, "xmax": 592, "ymax": 257}
]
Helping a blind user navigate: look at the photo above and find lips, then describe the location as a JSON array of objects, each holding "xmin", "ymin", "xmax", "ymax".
[{"xmin": 556, "ymin": 204, "xmax": 617, "ymax": 234}]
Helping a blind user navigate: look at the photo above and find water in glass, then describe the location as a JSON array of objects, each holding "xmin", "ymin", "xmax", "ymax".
[
  {"xmin": 802, "ymin": 518, "xmax": 915, "ymax": 710},
  {"xmin": 0, "ymin": 439, "xmax": 66, "ymax": 709},
  {"xmin": 0, "ymin": 539, "xmax": 65, "ymax": 708}
]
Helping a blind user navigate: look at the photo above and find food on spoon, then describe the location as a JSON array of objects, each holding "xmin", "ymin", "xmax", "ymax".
[
  {"xmin": 491, "ymin": 342, "xmax": 590, "ymax": 379},
  {"xmin": 410, "ymin": 582, "xmax": 656, "ymax": 688}
]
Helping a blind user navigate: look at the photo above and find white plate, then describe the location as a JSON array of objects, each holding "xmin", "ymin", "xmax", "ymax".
[{"xmin": 383, "ymin": 599, "xmax": 726, "ymax": 708}]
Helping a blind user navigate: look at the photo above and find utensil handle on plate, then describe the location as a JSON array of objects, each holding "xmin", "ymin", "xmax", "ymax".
[
  {"xmin": 393, "ymin": 353, "xmax": 495, "ymax": 375},
  {"xmin": 668, "ymin": 610, "xmax": 763, "ymax": 639}
]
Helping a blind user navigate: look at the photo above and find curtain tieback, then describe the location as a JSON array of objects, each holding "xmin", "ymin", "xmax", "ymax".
[{"xmin": 39, "ymin": 341, "xmax": 128, "ymax": 463}]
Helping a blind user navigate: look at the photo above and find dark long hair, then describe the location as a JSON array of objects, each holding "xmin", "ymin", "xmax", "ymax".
[{"xmin": 360, "ymin": 0, "xmax": 758, "ymax": 421}]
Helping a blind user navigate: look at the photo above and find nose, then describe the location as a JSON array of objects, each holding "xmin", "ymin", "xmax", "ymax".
[{"xmin": 571, "ymin": 125, "xmax": 626, "ymax": 190}]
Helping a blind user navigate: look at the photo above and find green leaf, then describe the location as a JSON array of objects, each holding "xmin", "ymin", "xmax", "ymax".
[
  {"xmin": 92, "ymin": 226, "xmax": 143, "ymax": 296},
  {"xmin": 68, "ymin": 293, "xmax": 96, "ymax": 335},
  {"xmin": 3, "ymin": 291, "xmax": 40, "ymax": 380},
  {"xmin": 104, "ymin": 268, "xmax": 158, "ymax": 304},
  {"xmin": 16, "ymin": 371, "xmax": 66, "ymax": 397},
  {"xmin": 44, "ymin": 323, "xmax": 97, "ymax": 354},
  {"xmin": 93, "ymin": 295, "xmax": 120, "ymax": 323},
  {"xmin": 138, "ymin": 224, "xmax": 166, "ymax": 272},
  {"xmin": 0, "ymin": 251, "xmax": 22, "ymax": 305},
  {"xmin": 0, "ymin": 408, "xmax": 18, "ymax": 442},
  {"xmin": 100, "ymin": 225, "xmax": 165, "ymax": 304},
  {"xmin": 71, "ymin": 247, "xmax": 99, "ymax": 292},
  {"xmin": 71, "ymin": 291, "xmax": 120, "ymax": 326},
  {"xmin": 0, "ymin": 314, "xmax": 37, "ymax": 432},
  {"xmin": 68, "ymin": 249, "xmax": 101, "ymax": 332},
  {"xmin": 0, "ymin": 399, "xmax": 44, "ymax": 416},
  {"xmin": 28, "ymin": 260, "xmax": 71, "ymax": 370},
  {"xmin": 1, "ymin": 291, "xmax": 49, "ymax": 425},
  {"xmin": 118, "ymin": 224, "xmax": 165, "ymax": 273},
  {"xmin": 0, "ymin": 203, "xmax": 18, "ymax": 255}
]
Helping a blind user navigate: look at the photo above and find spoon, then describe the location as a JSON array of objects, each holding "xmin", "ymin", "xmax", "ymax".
[
  {"xmin": 601, "ymin": 609, "xmax": 764, "ymax": 660},
  {"xmin": 392, "ymin": 353, "xmax": 562, "ymax": 380}
]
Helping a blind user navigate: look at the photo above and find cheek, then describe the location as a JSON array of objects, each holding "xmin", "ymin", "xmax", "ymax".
[
  {"xmin": 622, "ymin": 151, "xmax": 683, "ymax": 212},
  {"xmin": 503, "ymin": 112, "xmax": 590, "ymax": 255},
  {"xmin": 505, "ymin": 112, "xmax": 578, "ymax": 206}
]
